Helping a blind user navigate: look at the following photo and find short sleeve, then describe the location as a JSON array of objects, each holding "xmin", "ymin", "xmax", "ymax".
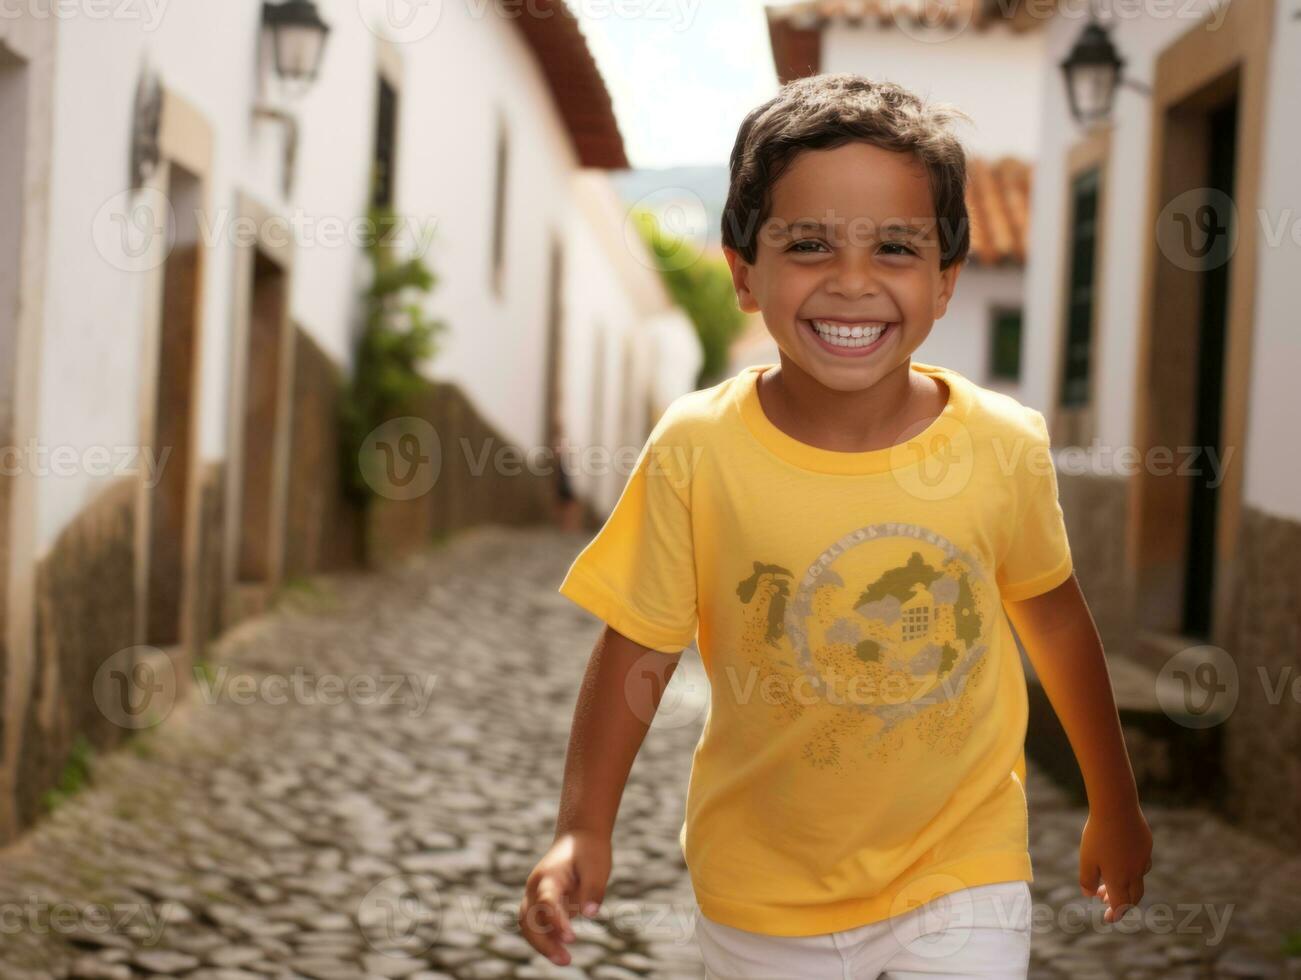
[
  {"xmin": 557, "ymin": 427, "xmax": 698, "ymax": 653},
  {"xmin": 996, "ymin": 408, "xmax": 1074, "ymax": 602}
]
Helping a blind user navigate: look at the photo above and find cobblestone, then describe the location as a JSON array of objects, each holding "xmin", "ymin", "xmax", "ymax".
[{"xmin": 0, "ymin": 525, "xmax": 1298, "ymax": 979}]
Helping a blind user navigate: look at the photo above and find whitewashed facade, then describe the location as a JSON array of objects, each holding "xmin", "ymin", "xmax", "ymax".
[
  {"xmin": 1022, "ymin": 0, "xmax": 1298, "ymax": 840},
  {"xmin": 0, "ymin": 0, "xmax": 697, "ymax": 843}
]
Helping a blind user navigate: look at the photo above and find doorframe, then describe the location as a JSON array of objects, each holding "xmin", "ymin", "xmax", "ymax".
[
  {"xmin": 223, "ymin": 191, "xmax": 296, "ymax": 597},
  {"xmin": 133, "ymin": 86, "xmax": 212, "ymax": 653},
  {"xmin": 1127, "ymin": 0, "xmax": 1273, "ymax": 650},
  {"xmin": 0, "ymin": 15, "xmax": 55, "ymax": 844}
]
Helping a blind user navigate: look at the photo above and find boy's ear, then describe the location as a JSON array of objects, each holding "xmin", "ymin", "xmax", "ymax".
[
  {"xmin": 933, "ymin": 259, "xmax": 963, "ymax": 321},
  {"xmin": 723, "ymin": 245, "xmax": 761, "ymax": 314}
]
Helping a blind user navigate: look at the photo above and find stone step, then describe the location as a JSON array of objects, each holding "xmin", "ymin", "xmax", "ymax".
[
  {"xmin": 1017, "ymin": 632, "xmax": 1230, "ymax": 808},
  {"xmin": 224, "ymin": 582, "xmax": 275, "ymax": 627}
]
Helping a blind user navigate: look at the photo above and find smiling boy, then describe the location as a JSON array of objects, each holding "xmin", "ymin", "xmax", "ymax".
[{"xmin": 521, "ymin": 74, "xmax": 1152, "ymax": 977}]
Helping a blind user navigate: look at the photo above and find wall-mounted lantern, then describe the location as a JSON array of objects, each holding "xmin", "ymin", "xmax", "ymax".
[
  {"xmin": 262, "ymin": 0, "xmax": 331, "ymax": 86},
  {"xmin": 1059, "ymin": 15, "xmax": 1149, "ymax": 127},
  {"xmin": 255, "ymin": 0, "xmax": 331, "ymax": 197},
  {"xmin": 130, "ymin": 56, "xmax": 163, "ymax": 191}
]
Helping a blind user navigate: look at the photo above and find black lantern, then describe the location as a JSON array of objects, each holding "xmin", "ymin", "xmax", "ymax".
[
  {"xmin": 1059, "ymin": 19, "xmax": 1124, "ymax": 126},
  {"xmin": 130, "ymin": 58, "xmax": 163, "ymax": 190},
  {"xmin": 262, "ymin": 0, "xmax": 331, "ymax": 85}
]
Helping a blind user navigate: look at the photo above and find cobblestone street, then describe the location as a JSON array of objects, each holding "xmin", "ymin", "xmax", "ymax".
[{"xmin": 1, "ymin": 525, "xmax": 1298, "ymax": 980}]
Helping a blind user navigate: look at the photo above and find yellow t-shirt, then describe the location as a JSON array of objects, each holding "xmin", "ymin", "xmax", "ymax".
[{"xmin": 558, "ymin": 360, "xmax": 1074, "ymax": 937}]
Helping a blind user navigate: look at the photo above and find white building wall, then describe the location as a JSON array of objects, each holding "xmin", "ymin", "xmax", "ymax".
[
  {"xmin": 558, "ymin": 170, "xmax": 704, "ymax": 514},
  {"xmin": 37, "ymin": 0, "xmax": 368, "ymax": 553},
  {"xmin": 1021, "ymin": 7, "xmax": 1197, "ymax": 432},
  {"xmin": 821, "ymin": 24, "xmax": 1046, "ymax": 159},
  {"xmin": 914, "ymin": 263, "xmax": 1027, "ymax": 398},
  {"xmin": 1241, "ymin": 0, "xmax": 1301, "ymax": 521},
  {"xmin": 34, "ymin": 0, "xmax": 594, "ymax": 552},
  {"xmin": 397, "ymin": 0, "xmax": 581, "ymax": 453},
  {"xmin": 561, "ymin": 193, "xmax": 658, "ymax": 515},
  {"xmin": 1023, "ymin": 0, "xmax": 1299, "ymax": 521},
  {"xmin": 646, "ymin": 309, "xmax": 704, "ymax": 420}
]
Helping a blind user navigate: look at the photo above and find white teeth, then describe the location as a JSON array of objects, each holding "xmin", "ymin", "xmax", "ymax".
[{"xmin": 808, "ymin": 319, "xmax": 891, "ymax": 349}]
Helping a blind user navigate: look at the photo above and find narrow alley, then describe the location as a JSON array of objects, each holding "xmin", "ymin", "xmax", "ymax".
[{"xmin": 1, "ymin": 526, "xmax": 1298, "ymax": 980}]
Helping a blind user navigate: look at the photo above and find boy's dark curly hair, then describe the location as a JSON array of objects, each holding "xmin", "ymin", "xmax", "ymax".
[{"xmin": 722, "ymin": 73, "xmax": 974, "ymax": 270}]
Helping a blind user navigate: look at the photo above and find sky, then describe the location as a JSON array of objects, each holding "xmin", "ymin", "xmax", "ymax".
[{"xmin": 571, "ymin": 0, "xmax": 783, "ymax": 169}]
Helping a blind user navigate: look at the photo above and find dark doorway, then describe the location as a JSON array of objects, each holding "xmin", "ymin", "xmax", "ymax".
[
  {"xmin": 146, "ymin": 165, "xmax": 203, "ymax": 646},
  {"xmin": 1133, "ymin": 59, "xmax": 1246, "ymax": 657},
  {"xmin": 541, "ymin": 235, "xmax": 574, "ymax": 525},
  {"xmin": 1182, "ymin": 98, "xmax": 1237, "ymax": 639},
  {"xmin": 237, "ymin": 249, "xmax": 288, "ymax": 583},
  {"xmin": 371, "ymin": 75, "xmax": 397, "ymax": 209}
]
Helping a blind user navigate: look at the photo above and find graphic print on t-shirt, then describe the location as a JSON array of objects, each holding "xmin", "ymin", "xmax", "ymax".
[{"xmin": 735, "ymin": 522, "xmax": 996, "ymax": 771}]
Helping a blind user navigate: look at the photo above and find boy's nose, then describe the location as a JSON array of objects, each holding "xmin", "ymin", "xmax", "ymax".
[{"xmin": 825, "ymin": 254, "xmax": 883, "ymax": 298}]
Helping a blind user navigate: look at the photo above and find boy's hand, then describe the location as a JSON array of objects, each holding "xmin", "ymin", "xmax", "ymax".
[
  {"xmin": 1079, "ymin": 800, "xmax": 1153, "ymax": 924},
  {"xmin": 519, "ymin": 830, "xmax": 611, "ymax": 967}
]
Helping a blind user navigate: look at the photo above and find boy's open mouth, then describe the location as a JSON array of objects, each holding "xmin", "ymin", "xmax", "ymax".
[{"xmin": 801, "ymin": 318, "xmax": 897, "ymax": 356}]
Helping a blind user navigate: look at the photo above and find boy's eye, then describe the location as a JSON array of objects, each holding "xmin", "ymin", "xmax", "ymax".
[{"xmin": 788, "ymin": 240, "xmax": 918, "ymax": 256}]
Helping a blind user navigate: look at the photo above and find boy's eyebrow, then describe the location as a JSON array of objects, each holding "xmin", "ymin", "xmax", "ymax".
[
  {"xmin": 780, "ymin": 218, "xmax": 934, "ymax": 239},
  {"xmin": 878, "ymin": 220, "xmax": 932, "ymax": 237}
]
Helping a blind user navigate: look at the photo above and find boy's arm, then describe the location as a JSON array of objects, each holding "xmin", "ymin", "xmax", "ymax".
[
  {"xmin": 555, "ymin": 624, "xmax": 682, "ymax": 839},
  {"xmin": 1003, "ymin": 572, "xmax": 1153, "ymax": 922},
  {"xmin": 1003, "ymin": 572, "xmax": 1137, "ymax": 811},
  {"xmin": 520, "ymin": 624, "xmax": 682, "ymax": 967}
]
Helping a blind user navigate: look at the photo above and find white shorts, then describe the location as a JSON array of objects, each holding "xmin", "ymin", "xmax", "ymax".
[{"xmin": 694, "ymin": 880, "xmax": 1032, "ymax": 980}]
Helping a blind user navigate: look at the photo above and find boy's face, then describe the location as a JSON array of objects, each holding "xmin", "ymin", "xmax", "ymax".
[{"xmin": 724, "ymin": 142, "xmax": 962, "ymax": 393}]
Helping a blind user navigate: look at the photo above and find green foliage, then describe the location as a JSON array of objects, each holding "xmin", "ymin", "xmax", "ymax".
[
  {"xmin": 275, "ymin": 574, "xmax": 337, "ymax": 613},
  {"xmin": 1283, "ymin": 929, "xmax": 1301, "ymax": 956},
  {"xmin": 192, "ymin": 657, "xmax": 218, "ymax": 690},
  {"xmin": 632, "ymin": 208, "xmax": 747, "ymax": 387},
  {"xmin": 41, "ymin": 733, "xmax": 95, "ymax": 813},
  {"xmin": 128, "ymin": 730, "xmax": 159, "ymax": 760},
  {"xmin": 338, "ymin": 202, "xmax": 449, "ymax": 505}
]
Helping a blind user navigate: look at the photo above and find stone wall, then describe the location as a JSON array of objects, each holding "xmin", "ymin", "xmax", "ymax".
[
  {"xmin": 1055, "ymin": 469, "xmax": 1136, "ymax": 656},
  {"xmin": 283, "ymin": 328, "xmax": 364, "ymax": 577},
  {"xmin": 190, "ymin": 461, "xmax": 227, "ymax": 661},
  {"xmin": 277, "ymin": 329, "xmax": 556, "ymax": 572},
  {"xmin": 1221, "ymin": 505, "xmax": 1301, "ymax": 842},
  {"xmin": 1030, "ymin": 469, "xmax": 1222, "ymax": 809},
  {"xmin": 365, "ymin": 379, "xmax": 557, "ymax": 564},
  {"xmin": 17, "ymin": 477, "xmax": 137, "ymax": 827},
  {"xmin": 0, "ymin": 343, "xmax": 560, "ymax": 844},
  {"xmin": 1035, "ymin": 473, "xmax": 1300, "ymax": 840}
]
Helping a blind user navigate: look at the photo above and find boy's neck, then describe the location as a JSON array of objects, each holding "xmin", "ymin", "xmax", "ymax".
[{"xmin": 757, "ymin": 354, "xmax": 947, "ymax": 455}]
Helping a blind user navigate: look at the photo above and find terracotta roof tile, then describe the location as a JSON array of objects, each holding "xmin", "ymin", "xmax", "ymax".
[
  {"xmin": 766, "ymin": 0, "xmax": 1045, "ymax": 32},
  {"xmin": 508, "ymin": 0, "xmax": 628, "ymax": 169},
  {"xmin": 965, "ymin": 156, "xmax": 1032, "ymax": 266}
]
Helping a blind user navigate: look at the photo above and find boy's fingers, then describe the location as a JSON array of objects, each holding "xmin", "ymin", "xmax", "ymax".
[
  {"xmin": 518, "ymin": 900, "xmax": 563, "ymax": 962},
  {"xmin": 1079, "ymin": 863, "xmax": 1101, "ymax": 897},
  {"xmin": 537, "ymin": 874, "xmax": 576, "ymax": 942},
  {"xmin": 576, "ymin": 878, "xmax": 605, "ymax": 919},
  {"xmin": 1126, "ymin": 876, "xmax": 1144, "ymax": 907},
  {"xmin": 519, "ymin": 876, "xmax": 574, "ymax": 962},
  {"xmin": 1106, "ymin": 880, "xmax": 1136, "ymax": 920}
]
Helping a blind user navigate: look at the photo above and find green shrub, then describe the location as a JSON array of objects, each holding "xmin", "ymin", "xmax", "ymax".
[
  {"xmin": 41, "ymin": 733, "xmax": 95, "ymax": 813},
  {"xmin": 632, "ymin": 208, "xmax": 747, "ymax": 388},
  {"xmin": 338, "ymin": 202, "xmax": 449, "ymax": 505}
]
